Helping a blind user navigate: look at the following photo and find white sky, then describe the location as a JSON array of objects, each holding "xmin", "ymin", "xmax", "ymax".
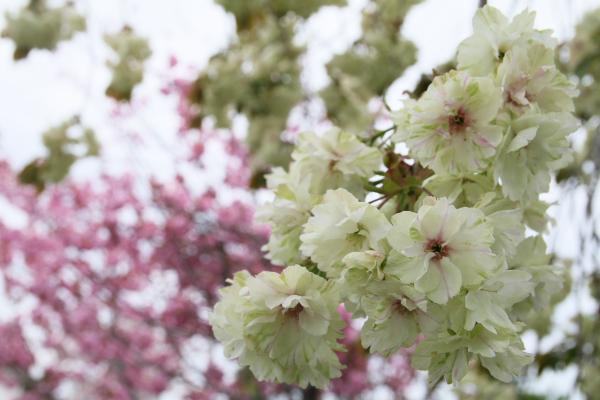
[{"xmin": 1, "ymin": 0, "xmax": 600, "ymax": 399}]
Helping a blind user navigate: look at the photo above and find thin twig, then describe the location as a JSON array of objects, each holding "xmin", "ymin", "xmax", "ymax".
[
  {"xmin": 377, "ymin": 133, "xmax": 394, "ymax": 149},
  {"xmin": 368, "ymin": 195, "xmax": 387, "ymax": 204},
  {"xmin": 377, "ymin": 195, "xmax": 392, "ymax": 209},
  {"xmin": 422, "ymin": 187, "xmax": 434, "ymax": 197}
]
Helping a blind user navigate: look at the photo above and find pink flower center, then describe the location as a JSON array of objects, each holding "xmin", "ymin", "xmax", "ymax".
[
  {"xmin": 393, "ymin": 300, "xmax": 410, "ymax": 315},
  {"xmin": 283, "ymin": 303, "xmax": 304, "ymax": 319},
  {"xmin": 425, "ymin": 239, "xmax": 449, "ymax": 261},
  {"xmin": 448, "ymin": 107, "xmax": 469, "ymax": 134}
]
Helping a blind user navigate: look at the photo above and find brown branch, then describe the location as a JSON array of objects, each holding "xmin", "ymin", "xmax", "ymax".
[
  {"xmin": 479, "ymin": 0, "xmax": 487, "ymax": 7},
  {"xmin": 302, "ymin": 386, "xmax": 320, "ymax": 400}
]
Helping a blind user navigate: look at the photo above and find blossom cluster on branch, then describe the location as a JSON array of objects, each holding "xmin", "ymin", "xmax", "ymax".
[
  {"xmin": 1, "ymin": 0, "xmax": 85, "ymax": 60},
  {"xmin": 210, "ymin": 6, "xmax": 578, "ymax": 389},
  {"xmin": 104, "ymin": 27, "xmax": 152, "ymax": 102},
  {"xmin": 17, "ymin": 117, "xmax": 100, "ymax": 192},
  {"xmin": 185, "ymin": 0, "xmax": 419, "ymax": 185}
]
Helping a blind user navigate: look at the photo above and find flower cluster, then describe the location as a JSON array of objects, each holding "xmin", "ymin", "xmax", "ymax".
[
  {"xmin": 104, "ymin": 27, "xmax": 152, "ymax": 101},
  {"xmin": 321, "ymin": 0, "xmax": 421, "ymax": 134},
  {"xmin": 185, "ymin": 0, "xmax": 420, "ymax": 185},
  {"xmin": 1, "ymin": 0, "xmax": 85, "ymax": 60},
  {"xmin": 257, "ymin": 128, "xmax": 382, "ymax": 268},
  {"xmin": 210, "ymin": 5, "xmax": 578, "ymax": 388},
  {"xmin": 209, "ymin": 265, "xmax": 345, "ymax": 388},
  {"xmin": 18, "ymin": 116, "xmax": 100, "ymax": 192}
]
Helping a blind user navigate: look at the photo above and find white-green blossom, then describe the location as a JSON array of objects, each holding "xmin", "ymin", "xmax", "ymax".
[
  {"xmin": 479, "ymin": 339, "xmax": 532, "ymax": 383},
  {"xmin": 510, "ymin": 236, "xmax": 563, "ymax": 314},
  {"xmin": 494, "ymin": 111, "xmax": 578, "ymax": 202},
  {"xmin": 475, "ymin": 192, "xmax": 525, "ymax": 259},
  {"xmin": 339, "ymin": 251, "xmax": 435, "ymax": 355},
  {"xmin": 209, "ymin": 270, "xmax": 252, "ymax": 362},
  {"xmin": 211, "ymin": 4, "xmax": 572, "ymax": 389},
  {"xmin": 359, "ymin": 280, "xmax": 434, "ymax": 356},
  {"xmin": 292, "ymin": 129, "xmax": 382, "ymax": 194},
  {"xmin": 209, "ymin": 265, "xmax": 345, "ymax": 389},
  {"xmin": 387, "ymin": 197, "xmax": 496, "ymax": 304},
  {"xmin": 393, "ymin": 70, "xmax": 503, "ymax": 175},
  {"xmin": 257, "ymin": 164, "xmax": 319, "ymax": 265},
  {"xmin": 300, "ymin": 188, "xmax": 391, "ymax": 277},
  {"xmin": 457, "ymin": 6, "xmax": 555, "ymax": 76},
  {"xmin": 497, "ymin": 42, "xmax": 576, "ymax": 113},
  {"xmin": 464, "ymin": 270, "xmax": 533, "ymax": 334},
  {"xmin": 412, "ymin": 333, "xmax": 470, "ymax": 385},
  {"xmin": 340, "ymin": 250, "xmax": 386, "ymax": 314},
  {"xmin": 413, "ymin": 322, "xmax": 532, "ymax": 384}
]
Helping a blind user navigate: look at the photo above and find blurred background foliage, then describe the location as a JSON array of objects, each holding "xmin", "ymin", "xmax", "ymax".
[
  {"xmin": 104, "ymin": 26, "xmax": 152, "ymax": 102},
  {"xmin": 17, "ymin": 116, "xmax": 99, "ymax": 192},
  {"xmin": 187, "ymin": 0, "xmax": 420, "ymax": 187},
  {"xmin": 1, "ymin": 0, "xmax": 85, "ymax": 60}
]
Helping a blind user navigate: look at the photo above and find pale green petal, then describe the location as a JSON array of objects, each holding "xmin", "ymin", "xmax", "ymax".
[
  {"xmin": 299, "ymin": 310, "xmax": 329, "ymax": 335},
  {"xmin": 388, "ymin": 211, "xmax": 417, "ymax": 251},
  {"xmin": 457, "ymin": 34, "xmax": 497, "ymax": 76},
  {"xmin": 361, "ymin": 313, "xmax": 418, "ymax": 356},
  {"xmin": 416, "ymin": 258, "xmax": 462, "ymax": 304},
  {"xmin": 385, "ymin": 250, "xmax": 428, "ymax": 283},
  {"xmin": 507, "ymin": 126, "xmax": 537, "ymax": 152},
  {"xmin": 419, "ymin": 197, "xmax": 450, "ymax": 239}
]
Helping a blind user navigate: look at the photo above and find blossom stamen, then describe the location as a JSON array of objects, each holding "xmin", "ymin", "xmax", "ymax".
[
  {"xmin": 283, "ymin": 303, "xmax": 304, "ymax": 319},
  {"xmin": 425, "ymin": 239, "xmax": 450, "ymax": 261},
  {"xmin": 393, "ymin": 300, "xmax": 410, "ymax": 315},
  {"xmin": 448, "ymin": 107, "xmax": 470, "ymax": 134}
]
